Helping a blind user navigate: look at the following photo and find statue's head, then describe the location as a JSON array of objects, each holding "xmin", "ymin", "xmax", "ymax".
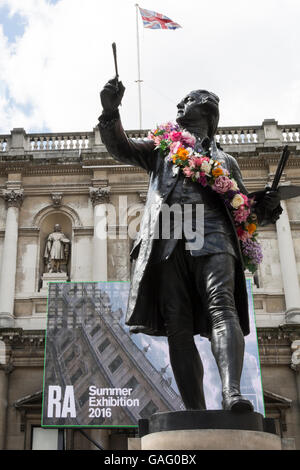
[
  {"xmin": 176, "ymin": 89, "xmax": 220, "ymax": 138},
  {"xmin": 54, "ymin": 224, "xmax": 61, "ymax": 232}
]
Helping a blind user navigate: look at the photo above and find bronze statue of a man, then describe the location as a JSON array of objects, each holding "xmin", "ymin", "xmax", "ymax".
[{"xmin": 99, "ymin": 79, "xmax": 281, "ymax": 411}]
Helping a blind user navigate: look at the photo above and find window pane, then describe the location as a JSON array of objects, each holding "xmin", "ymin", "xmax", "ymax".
[
  {"xmin": 32, "ymin": 428, "xmax": 58, "ymax": 450},
  {"xmin": 139, "ymin": 400, "xmax": 159, "ymax": 419},
  {"xmin": 108, "ymin": 355, "xmax": 123, "ymax": 373},
  {"xmin": 98, "ymin": 338, "xmax": 110, "ymax": 353}
]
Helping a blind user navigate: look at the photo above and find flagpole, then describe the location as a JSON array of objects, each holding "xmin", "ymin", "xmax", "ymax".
[{"xmin": 135, "ymin": 3, "xmax": 142, "ymax": 130}]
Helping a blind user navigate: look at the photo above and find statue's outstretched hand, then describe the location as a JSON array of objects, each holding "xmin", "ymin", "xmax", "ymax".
[{"xmin": 100, "ymin": 78, "xmax": 125, "ymax": 113}]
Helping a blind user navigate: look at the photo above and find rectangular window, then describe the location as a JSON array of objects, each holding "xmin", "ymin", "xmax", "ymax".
[
  {"xmin": 71, "ymin": 368, "xmax": 83, "ymax": 384},
  {"xmin": 79, "ymin": 389, "xmax": 90, "ymax": 407},
  {"xmin": 108, "ymin": 355, "xmax": 123, "ymax": 374},
  {"xmin": 98, "ymin": 338, "xmax": 110, "ymax": 353},
  {"xmin": 31, "ymin": 427, "xmax": 58, "ymax": 450},
  {"xmin": 139, "ymin": 400, "xmax": 159, "ymax": 419},
  {"xmin": 65, "ymin": 350, "xmax": 75, "ymax": 365},
  {"xmin": 124, "ymin": 376, "xmax": 139, "ymax": 392},
  {"xmin": 61, "ymin": 338, "xmax": 70, "ymax": 351},
  {"xmin": 90, "ymin": 324, "xmax": 101, "ymax": 337}
]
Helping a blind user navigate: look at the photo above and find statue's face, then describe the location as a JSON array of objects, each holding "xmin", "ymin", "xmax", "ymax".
[
  {"xmin": 54, "ymin": 224, "xmax": 61, "ymax": 232},
  {"xmin": 176, "ymin": 90, "xmax": 220, "ymax": 137}
]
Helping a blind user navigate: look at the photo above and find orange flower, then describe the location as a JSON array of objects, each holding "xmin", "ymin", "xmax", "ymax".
[
  {"xmin": 246, "ymin": 223, "xmax": 257, "ymax": 235},
  {"xmin": 177, "ymin": 147, "xmax": 189, "ymax": 161},
  {"xmin": 212, "ymin": 166, "xmax": 223, "ymax": 177}
]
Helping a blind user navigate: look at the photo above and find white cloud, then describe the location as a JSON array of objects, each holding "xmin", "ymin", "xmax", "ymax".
[{"xmin": 0, "ymin": 0, "xmax": 300, "ymax": 133}]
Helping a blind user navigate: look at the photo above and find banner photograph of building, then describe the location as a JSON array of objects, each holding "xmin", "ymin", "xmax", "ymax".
[{"xmin": 0, "ymin": 120, "xmax": 300, "ymax": 450}]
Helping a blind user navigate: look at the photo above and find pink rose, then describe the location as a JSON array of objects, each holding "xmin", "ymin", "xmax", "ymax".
[
  {"xmin": 234, "ymin": 205, "xmax": 251, "ymax": 223},
  {"xmin": 169, "ymin": 131, "xmax": 182, "ymax": 142},
  {"xmin": 181, "ymin": 131, "xmax": 196, "ymax": 147},
  {"xmin": 183, "ymin": 166, "xmax": 193, "ymax": 177},
  {"xmin": 212, "ymin": 176, "xmax": 233, "ymax": 194}
]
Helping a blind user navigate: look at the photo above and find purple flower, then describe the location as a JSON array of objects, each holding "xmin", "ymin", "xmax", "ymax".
[
  {"xmin": 241, "ymin": 239, "xmax": 263, "ymax": 265},
  {"xmin": 226, "ymin": 189, "xmax": 239, "ymax": 200}
]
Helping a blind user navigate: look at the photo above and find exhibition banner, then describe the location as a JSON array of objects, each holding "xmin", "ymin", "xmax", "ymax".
[{"xmin": 42, "ymin": 279, "xmax": 264, "ymax": 428}]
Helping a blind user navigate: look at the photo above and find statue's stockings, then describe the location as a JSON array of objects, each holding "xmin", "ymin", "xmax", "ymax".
[{"xmin": 159, "ymin": 247, "xmax": 247, "ymax": 410}]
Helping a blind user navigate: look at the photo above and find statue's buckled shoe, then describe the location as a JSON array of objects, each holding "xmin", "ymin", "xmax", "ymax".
[{"xmin": 222, "ymin": 393, "xmax": 254, "ymax": 412}]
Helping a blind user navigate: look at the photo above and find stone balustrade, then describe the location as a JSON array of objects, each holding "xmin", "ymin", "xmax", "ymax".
[
  {"xmin": 1, "ymin": 119, "xmax": 300, "ymax": 155},
  {"xmin": 27, "ymin": 132, "xmax": 93, "ymax": 151}
]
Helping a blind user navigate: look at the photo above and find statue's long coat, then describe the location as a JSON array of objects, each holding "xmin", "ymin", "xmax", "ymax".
[{"xmin": 99, "ymin": 116, "xmax": 253, "ymax": 339}]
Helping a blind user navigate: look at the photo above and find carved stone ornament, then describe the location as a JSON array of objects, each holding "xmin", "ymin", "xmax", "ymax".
[
  {"xmin": 89, "ymin": 186, "xmax": 111, "ymax": 206},
  {"xmin": 291, "ymin": 340, "xmax": 300, "ymax": 372},
  {"xmin": 139, "ymin": 192, "xmax": 147, "ymax": 204},
  {"xmin": 51, "ymin": 192, "xmax": 63, "ymax": 207},
  {"xmin": 3, "ymin": 189, "xmax": 24, "ymax": 208}
]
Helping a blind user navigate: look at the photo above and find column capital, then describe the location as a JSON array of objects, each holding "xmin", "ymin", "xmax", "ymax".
[
  {"xmin": 89, "ymin": 186, "xmax": 111, "ymax": 206},
  {"xmin": 2, "ymin": 189, "xmax": 24, "ymax": 208}
]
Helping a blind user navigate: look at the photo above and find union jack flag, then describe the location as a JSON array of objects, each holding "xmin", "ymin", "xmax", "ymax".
[{"xmin": 138, "ymin": 7, "xmax": 182, "ymax": 30}]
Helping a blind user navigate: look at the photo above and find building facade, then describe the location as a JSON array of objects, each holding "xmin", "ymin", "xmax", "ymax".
[{"xmin": 0, "ymin": 119, "xmax": 300, "ymax": 450}]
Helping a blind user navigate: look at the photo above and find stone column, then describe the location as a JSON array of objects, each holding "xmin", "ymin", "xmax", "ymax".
[
  {"xmin": 89, "ymin": 187, "xmax": 111, "ymax": 282},
  {"xmin": 276, "ymin": 200, "xmax": 300, "ymax": 324},
  {"xmin": 0, "ymin": 362, "xmax": 13, "ymax": 450},
  {"xmin": 0, "ymin": 367, "xmax": 8, "ymax": 449},
  {"xmin": 291, "ymin": 340, "xmax": 300, "ymax": 410},
  {"xmin": 0, "ymin": 190, "xmax": 24, "ymax": 328}
]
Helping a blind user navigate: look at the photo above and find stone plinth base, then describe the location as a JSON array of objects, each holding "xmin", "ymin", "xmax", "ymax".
[
  {"xmin": 41, "ymin": 272, "xmax": 68, "ymax": 292},
  {"xmin": 141, "ymin": 429, "xmax": 281, "ymax": 450},
  {"xmin": 138, "ymin": 410, "xmax": 281, "ymax": 451}
]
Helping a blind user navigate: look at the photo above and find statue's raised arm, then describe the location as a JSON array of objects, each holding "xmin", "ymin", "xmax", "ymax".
[{"xmin": 98, "ymin": 78, "xmax": 157, "ymax": 173}]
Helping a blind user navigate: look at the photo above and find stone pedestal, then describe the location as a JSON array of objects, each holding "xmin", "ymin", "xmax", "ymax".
[
  {"xmin": 41, "ymin": 273, "xmax": 68, "ymax": 293},
  {"xmin": 137, "ymin": 410, "xmax": 282, "ymax": 451},
  {"xmin": 141, "ymin": 428, "xmax": 282, "ymax": 450}
]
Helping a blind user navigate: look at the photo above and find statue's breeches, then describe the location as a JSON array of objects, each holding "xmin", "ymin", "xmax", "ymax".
[{"xmin": 157, "ymin": 238, "xmax": 238, "ymax": 344}]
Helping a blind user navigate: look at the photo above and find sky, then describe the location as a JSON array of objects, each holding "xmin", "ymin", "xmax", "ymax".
[{"xmin": 0, "ymin": 0, "xmax": 300, "ymax": 134}]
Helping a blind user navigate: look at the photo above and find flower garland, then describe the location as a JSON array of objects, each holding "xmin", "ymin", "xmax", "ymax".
[{"xmin": 148, "ymin": 121, "xmax": 263, "ymax": 273}]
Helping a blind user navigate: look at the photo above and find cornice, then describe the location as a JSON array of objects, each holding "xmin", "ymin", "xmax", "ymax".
[
  {"xmin": 0, "ymin": 328, "xmax": 45, "ymax": 361},
  {"xmin": 257, "ymin": 325, "xmax": 300, "ymax": 365}
]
